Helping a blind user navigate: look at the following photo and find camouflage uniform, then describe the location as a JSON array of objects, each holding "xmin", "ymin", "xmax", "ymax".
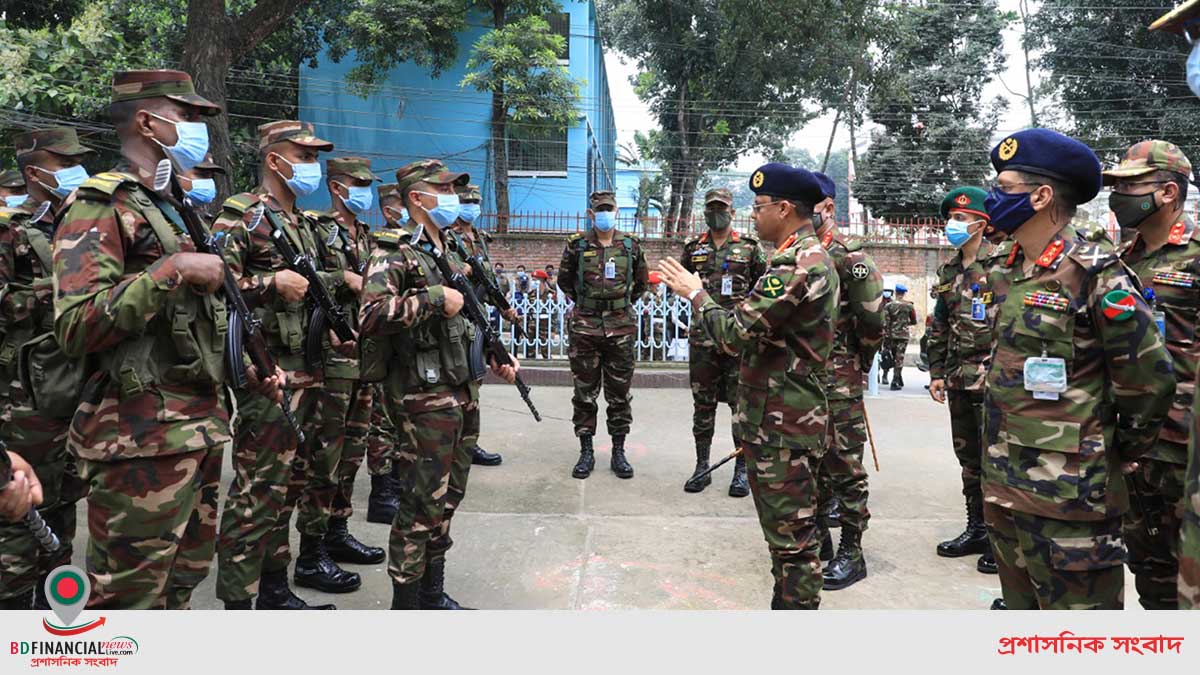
[
  {"xmin": 358, "ymin": 160, "xmax": 477, "ymax": 609},
  {"xmin": 0, "ymin": 128, "xmax": 92, "ymax": 608},
  {"xmin": 213, "ymin": 121, "xmax": 347, "ymax": 603},
  {"xmin": 983, "ymin": 225, "xmax": 1175, "ymax": 609},
  {"xmin": 690, "ymin": 220, "xmax": 839, "ymax": 609},
  {"xmin": 1185, "ymin": 368, "xmax": 1200, "ymax": 610},
  {"xmin": 883, "ymin": 296, "xmax": 917, "ymax": 385},
  {"xmin": 52, "ymin": 69, "xmax": 230, "ymax": 611},
  {"xmin": 681, "ymin": 200, "xmax": 768, "ymax": 493}
]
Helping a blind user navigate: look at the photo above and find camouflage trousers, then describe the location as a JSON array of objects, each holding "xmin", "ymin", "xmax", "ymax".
[
  {"xmin": 947, "ymin": 389, "xmax": 985, "ymax": 498},
  {"xmin": 1181, "ymin": 445, "xmax": 1200, "ymax": 609},
  {"xmin": 984, "ymin": 502, "xmax": 1124, "ymax": 610},
  {"xmin": 688, "ymin": 343, "xmax": 740, "ymax": 449},
  {"xmin": 387, "ymin": 388, "xmax": 479, "ymax": 585},
  {"xmin": 745, "ymin": 442, "xmax": 822, "ymax": 610},
  {"xmin": 888, "ymin": 338, "xmax": 908, "ymax": 379},
  {"xmin": 0, "ymin": 393, "xmax": 79, "ymax": 601},
  {"xmin": 332, "ymin": 384, "xmax": 391, "ymax": 520},
  {"xmin": 568, "ymin": 331, "xmax": 635, "ymax": 437},
  {"xmin": 1122, "ymin": 455, "xmax": 1185, "ymax": 610},
  {"xmin": 216, "ymin": 386, "xmax": 317, "ymax": 602},
  {"xmin": 79, "ymin": 445, "xmax": 223, "ymax": 609},
  {"xmin": 286, "ymin": 378, "xmax": 371, "ymax": 534},
  {"xmin": 816, "ymin": 396, "xmax": 869, "ymax": 531}
]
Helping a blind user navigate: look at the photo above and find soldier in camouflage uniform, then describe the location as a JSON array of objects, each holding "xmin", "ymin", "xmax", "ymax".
[
  {"xmin": 926, "ymin": 187, "xmax": 1000, "ymax": 577},
  {"xmin": 981, "ymin": 129, "xmax": 1175, "ymax": 610},
  {"xmin": 52, "ymin": 70, "xmax": 244, "ymax": 609},
  {"xmin": 359, "ymin": 159, "xmax": 518, "ymax": 610},
  {"xmin": 303, "ymin": 157, "xmax": 386, "ymax": 568},
  {"xmin": 660, "ymin": 163, "xmax": 839, "ymax": 610},
  {"xmin": 1105, "ymin": 141, "xmax": 1198, "ymax": 609},
  {"xmin": 558, "ymin": 191, "xmax": 649, "ymax": 480},
  {"xmin": 177, "ymin": 154, "xmax": 224, "ymax": 217},
  {"xmin": 680, "ymin": 188, "xmax": 767, "ymax": 497},
  {"xmin": 0, "ymin": 170, "xmax": 28, "ymax": 208},
  {"xmin": 0, "ymin": 127, "xmax": 94, "ymax": 609},
  {"xmin": 883, "ymin": 285, "xmax": 917, "ymax": 389},
  {"xmin": 810, "ymin": 173, "xmax": 884, "ymax": 591},
  {"xmin": 214, "ymin": 120, "xmax": 355, "ymax": 610}
]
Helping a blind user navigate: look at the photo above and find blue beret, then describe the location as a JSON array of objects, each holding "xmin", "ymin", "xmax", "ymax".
[
  {"xmin": 990, "ymin": 129, "xmax": 1102, "ymax": 204},
  {"xmin": 748, "ymin": 163, "xmax": 824, "ymax": 204},
  {"xmin": 813, "ymin": 171, "xmax": 836, "ymax": 200},
  {"xmin": 894, "ymin": 284, "xmax": 908, "ymax": 294}
]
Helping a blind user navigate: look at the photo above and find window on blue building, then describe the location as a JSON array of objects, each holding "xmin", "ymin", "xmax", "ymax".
[
  {"xmin": 547, "ymin": 13, "xmax": 570, "ymax": 64},
  {"xmin": 508, "ymin": 120, "xmax": 568, "ymax": 176}
]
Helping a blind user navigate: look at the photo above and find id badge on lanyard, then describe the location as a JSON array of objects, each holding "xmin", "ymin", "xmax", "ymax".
[
  {"xmin": 605, "ymin": 259, "xmax": 616, "ymax": 280},
  {"xmin": 1024, "ymin": 354, "xmax": 1068, "ymax": 401}
]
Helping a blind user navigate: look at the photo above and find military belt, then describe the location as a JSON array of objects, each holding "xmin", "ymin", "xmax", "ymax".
[{"xmin": 578, "ymin": 297, "xmax": 628, "ymax": 311}]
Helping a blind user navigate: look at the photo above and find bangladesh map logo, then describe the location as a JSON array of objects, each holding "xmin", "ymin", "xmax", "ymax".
[{"xmin": 42, "ymin": 566, "xmax": 104, "ymax": 636}]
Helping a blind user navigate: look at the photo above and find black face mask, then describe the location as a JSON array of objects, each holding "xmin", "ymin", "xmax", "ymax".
[
  {"xmin": 705, "ymin": 211, "xmax": 732, "ymax": 230},
  {"xmin": 1109, "ymin": 190, "xmax": 1161, "ymax": 230}
]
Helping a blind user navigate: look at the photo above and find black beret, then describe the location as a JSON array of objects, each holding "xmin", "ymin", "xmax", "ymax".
[
  {"xmin": 990, "ymin": 129, "xmax": 1102, "ymax": 204},
  {"xmin": 813, "ymin": 171, "xmax": 836, "ymax": 200},
  {"xmin": 748, "ymin": 163, "xmax": 824, "ymax": 205}
]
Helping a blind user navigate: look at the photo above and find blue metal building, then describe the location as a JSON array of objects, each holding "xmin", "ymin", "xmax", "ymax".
[{"xmin": 297, "ymin": 1, "xmax": 616, "ymax": 227}]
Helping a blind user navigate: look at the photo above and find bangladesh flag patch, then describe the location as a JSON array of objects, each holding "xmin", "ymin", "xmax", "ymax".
[
  {"xmin": 1102, "ymin": 289, "xmax": 1136, "ymax": 321},
  {"xmin": 760, "ymin": 275, "xmax": 786, "ymax": 298}
]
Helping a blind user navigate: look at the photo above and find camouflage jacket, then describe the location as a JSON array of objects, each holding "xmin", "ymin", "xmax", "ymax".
[
  {"xmin": 0, "ymin": 202, "xmax": 57, "ymax": 343},
  {"xmin": 681, "ymin": 229, "xmax": 768, "ymax": 347},
  {"xmin": 359, "ymin": 224, "xmax": 476, "ymax": 414},
  {"xmin": 53, "ymin": 168, "xmax": 231, "ymax": 461},
  {"xmin": 883, "ymin": 299, "xmax": 917, "ymax": 339},
  {"xmin": 558, "ymin": 229, "xmax": 649, "ymax": 338},
  {"xmin": 1182, "ymin": 377, "xmax": 1200, "ymax": 608},
  {"xmin": 821, "ymin": 229, "xmax": 884, "ymax": 400},
  {"xmin": 212, "ymin": 188, "xmax": 344, "ymax": 386},
  {"xmin": 691, "ymin": 227, "xmax": 839, "ymax": 451},
  {"xmin": 927, "ymin": 243, "xmax": 996, "ymax": 391},
  {"xmin": 449, "ymin": 222, "xmax": 500, "ymax": 300},
  {"xmin": 982, "ymin": 224, "xmax": 1175, "ymax": 521},
  {"xmin": 306, "ymin": 209, "xmax": 370, "ymax": 381},
  {"xmin": 1119, "ymin": 215, "xmax": 1200, "ymax": 465}
]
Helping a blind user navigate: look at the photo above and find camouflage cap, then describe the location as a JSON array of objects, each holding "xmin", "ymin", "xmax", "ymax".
[
  {"xmin": 257, "ymin": 120, "xmax": 334, "ymax": 152},
  {"xmin": 13, "ymin": 127, "xmax": 95, "ymax": 158},
  {"xmin": 1102, "ymin": 140, "xmax": 1193, "ymax": 185},
  {"xmin": 704, "ymin": 188, "xmax": 733, "ymax": 206},
  {"xmin": 395, "ymin": 159, "xmax": 468, "ymax": 194},
  {"xmin": 455, "ymin": 183, "xmax": 482, "ymax": 203},
  {"xmin": 0, "ymin": 169, "xmax": 25, "ymax": 188},
  {"xmin": 111, "ymin": 70, "xmax": 219, "ymax": 115},
  {"xmin": 590, "ymin": 190, "xmax": 616, "ymax": 209},
  {"xmin": 192, "ymin": 154, "xmax": 226, "ymax": 175},
  {"xmin": 327, "ymin": 156, "xmax": 380, "ymax": 182},
  {"xmin": 378, "ymin": 183, "xmax": 402, "ymax": 202}
]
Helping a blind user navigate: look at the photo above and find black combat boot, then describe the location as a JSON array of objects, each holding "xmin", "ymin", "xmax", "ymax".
[
  {"xmin": 976, "ymin": 548, "xmax": 998, "ymax": 575},
  {"xmin": 572, "ymin": 435, "xmax": 595, "ymax": 479},
  {"xmin": 936, "ymin": 493, "xmax": 989, "ymax": 557},
  {"xmin": 728, "ymin": 453, "xmax": 749, "ymax": 497},
  {"xmin": 822, "ymin": 526, "xmax": 867, "ymax": 591},
  {"xmin": 879, "ymin": 371, "xmax": 889, "ymax": 385},
  {"xmin": 324, "ymin": 517, "xmax": 385, "ymax": 565},
  {"xmin": 294, "ymin": 533, "xmax": 362, "ymax": 593},
  {"xmin": 0, "ymin": 592, "xmax": 32, "ymax": 610},
  {"xmin": 990, "ymin": 598, "xmax": 1007, "ymax": 610},
  {"xmin": 224, "ymin": 599, "xmax": 252, "ymax": 610},
  {"xmin": 820, "ymin": 497, "xmax": 844, "ymax": 529},
  {"xmin": 610, "ymin": 435, "xmax": 634, "ymax": 479},
  {"xmin": 419, "ymin": 559, "xmax": 474, "ymax": 610},
  {"xmin": 391, "ymin": 582, "xmax": 420, "ymax": 610},
  {"xmin": 255, "ymin": 569, "xmax": 336, "ymax": 610},
  {"xmin": 471, "ymin": 445, "xmax": 503, "ymax": 466},
  {"xmin": 819, "ymin": 526, "xmax": 835, "ymax": 562},
  {"xmin": 366, "ymin": 470, "xmax": 399, "ymax": 524},
  {"xmin": 684, "ymin": 440, "xmax": 712, "ymax": 493}
]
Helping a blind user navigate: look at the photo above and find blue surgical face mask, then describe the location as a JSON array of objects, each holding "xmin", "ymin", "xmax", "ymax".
[
  {"xmin": 983, "ymin": 188, "xmax": 1037, "ymax": 235},
  {"xmin": 336, "ymin": 182, "xmax": 374, "ymax": 215},
  {"xmin": 384, "ymin": 206, "xmax": 408, "ymax": 224},
  {"xmin": 150, "ymin": 113, "xmax": 210, "ymax": 171},
  {"xmin": 4, "ymin": 194, "xmax": 28, "ymax": 208},
  {"xmin": 33, "ymin": 164, "xmax": 89, "ymax": 198},
  {"xmin": 1188, "ymin": 40, "xmax": 1200, "ymax": 99},
  {"xmin": 275, "ymin": 155, "xmax": 323, "ymax": 197},
  {"xmin": 417, "ymin": 191, "xmax": 460, "ymax": 228},
  {"xmin": 184, "ymin": 177, "xmax": 217, "ymax": 205},
  {"xmin": 593, "ymin": 210, "xmax": 616, "ymax": 232},
  {"xmin": 459, "ymin": 203, "xmax": 481, "ymax": 224},
  {"xmin": 944, "ymin": 218, "xmax": 983, "ymax": 248}
]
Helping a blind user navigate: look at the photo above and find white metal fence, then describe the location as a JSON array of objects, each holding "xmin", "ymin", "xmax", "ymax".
[{"xmin": 490, "ymin": 285, "xmax": 693, "ymax": 362}]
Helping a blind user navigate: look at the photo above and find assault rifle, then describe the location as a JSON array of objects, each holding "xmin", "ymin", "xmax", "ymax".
[{"xmin": 464, "ymin": 252, "xmax": 526, "ymax": 341}]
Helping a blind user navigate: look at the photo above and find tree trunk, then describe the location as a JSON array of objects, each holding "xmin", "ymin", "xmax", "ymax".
[
  {"xmin": 665, "ymin": 162, "xmax": 683, "ymax": 236},
  {"xmin": 1018, "ymin": 0, "xmax": 1038, "ymax": 127},
  {"xmin": 491, "ymin": 1, "xmax": 510, "ymax": 232},
  {"xmin": 821, "ymin": 107, "xmax": 842, "ymax": 172},
  {"xmin": 180, "ymin": 0, "xmax": 234, "ymax": 198},
  {"xmin": 678, "ymin": 167, "xmax": 697, "ymax": 238}
]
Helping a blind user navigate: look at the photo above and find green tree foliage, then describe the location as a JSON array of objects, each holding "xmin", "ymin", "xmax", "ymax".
[
  {"xmin": 854, "ymin": 1, "xmax": 1009, "ymax": 219},
  {"xmin": 335, "ymin": 0, "xmax": 471, "ymax": 94},
  {"xmin": 1027, "ymin": 0, "xmax": 1200, "ymax": 167}
]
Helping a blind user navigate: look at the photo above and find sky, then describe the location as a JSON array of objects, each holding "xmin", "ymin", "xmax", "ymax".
[{"xmin": 602, "ymin": 0, "xmax": 1038, "ymax": 176}]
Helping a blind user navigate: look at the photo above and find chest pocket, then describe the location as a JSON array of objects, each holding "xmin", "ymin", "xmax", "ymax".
[{"xmin": 1151, "ymin": 277, "xmax": 1198, "ymax": 345}]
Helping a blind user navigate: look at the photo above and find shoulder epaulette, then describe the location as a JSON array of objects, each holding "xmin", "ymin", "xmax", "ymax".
[
  {"xmin": 568, "ymin": 232, "xmax": 583, "ymax": 242},
  {"xmin": 1068, "ymin": 242, "xmax": 1118, "ymax": 273},
  {"xmin": 222, "ymin": 192, "xmax": 263, "ymax": 215},
  {"xmin": 76, "ymin": 171, "xmax": 139, "ymax": 201},
  {"xmin": 303, "ymin": 209, "xmax": 335, "ymax": 222},
  {"xmin": 840, "ymin": 235, "xmax": 864, "ymax": 252},
  {"xmin": 372, "ymin": 229, "xmax": 403, "ymax": 249},
  {"xmin": 683, "ymin": 234, "xmax": 702, "ymax": 248},
  {"xmin": 0, "ymin": 207, "xmax": 24, "ymax": 226},
  {"xmin": 480, "ymin": 229, "xmax": 493, "ymax": 243}
]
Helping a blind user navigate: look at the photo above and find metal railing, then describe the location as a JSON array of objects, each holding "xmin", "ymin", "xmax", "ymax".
[{"xmin": 492, "ymin": 286, "xmax": 693, "ymax": 362}]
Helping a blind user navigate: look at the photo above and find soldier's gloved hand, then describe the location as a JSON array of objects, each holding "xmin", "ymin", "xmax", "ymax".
[
  {"xmin": 246, "ymin": 364, "xmax": 286, "ymax": 405},
  {"xmin": 1, "ymin": 452, "xmax": 43, "ymax": 522},
  {"xmin": 929, "ymin": 379, "xmax": 947, "ymax": 404},
  {"xmin": 342, "ymin": 270, "xmax": 364, "ymax": 295},
  {"xmin": 502, "ymin": 308, "xmax": 520, "ymax": 323},
  {"xmin": 275, "ymin": 269, "xmax": 310, "ymax": 304},
  {"xmin": 442, "ymin": 287, "xmax": 465, "ymax": 318},
  {"xmin": 489, "ymin": 354, "xmax": 519, "ymax": 385},
  {"xmin": 172, "ymin": 252, "xmax": 225, "ymax": 295},
  {"xmin": 330, "ymin": 330, "xmax": 358, "ymax": 357}
]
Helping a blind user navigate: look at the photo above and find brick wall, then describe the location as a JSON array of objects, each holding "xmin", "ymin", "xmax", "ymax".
[{"xmin": 489, "ymin": 233, "xmax": 954, "ymax": 322}]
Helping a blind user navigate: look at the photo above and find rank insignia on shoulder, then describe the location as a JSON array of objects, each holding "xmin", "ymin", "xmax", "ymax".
[
  {"xmin": 1152, "ymin": 271, "xmax": 1194, "ymax": 288},
  {"xmin": 1024, "ymin": 290, "xmax": 1069, "ymax": 312},
  {"xmin": 760, "ymin": 275, "xmax": 785, "ymax": 298},
  {"xmin": 583, "ymin": 250, "xmax": 598, "ymax": 257},
  {"xmin": 934, "ymin": 282, "xmax": 952, "ymax": 293},
  {"xmin": 1101, "ymin": 289, "xmax": 1136, "ymax": 321},
  {"xmin": 851, "ymin": 262, "xmax": 870, "ymax": 280},
  {"xmin": 981, "ymin": 291, "xmax": 994, "ymax": 304},
  {"xmin": 691, "ymin": 254, "xmax": 709, "ymax": 263}
]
